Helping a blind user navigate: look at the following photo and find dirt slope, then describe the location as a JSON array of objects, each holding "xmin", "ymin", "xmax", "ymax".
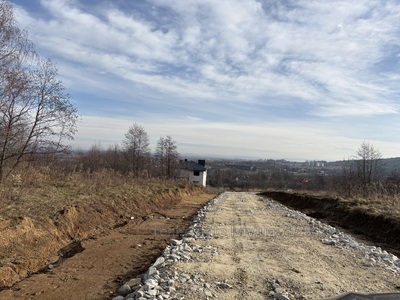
[
  {"xmin": 260, "ymin": 191, "xmax": 400, "ymax": 256},
  {"xmin": 3, "ymin": 191, "xmax": 399, "ymax": 299},
  {"xmin": 0, "ymin": 191, "xmax": 215, "ymax": 300}
]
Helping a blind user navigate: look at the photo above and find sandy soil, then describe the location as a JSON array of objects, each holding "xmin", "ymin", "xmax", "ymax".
[
  {"xmin": 0, "ymin": 193, "xmax": 214, "ymax": 300},
  {"xmin": 2, "ymin": 191, "xmax": 399, "ymax": 300},
  {"xmin": 169, "ymin": 192, "xmax": 400, "ymax": 299}
]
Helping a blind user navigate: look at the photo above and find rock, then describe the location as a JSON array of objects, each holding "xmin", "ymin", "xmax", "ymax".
[
  {"xmin": 170, "ymin": 239, "xmax": 182, "ymax": 246},
  {"xmin": 168, "ymin": 279, "xmax": 175, "ymax": 286},
  {"xmin": 321, "ymin": 238, "xmax": 336, "ymax": 245},
  {"xmin": 274, "ymin": 293, "xmax": 290, "ymax": 300},
  {"xmin": 143, "ymin": 279, "xmax": 158, "ymax": 292},
  {"xmin": 117, "ymin": 284, "xmax": 132, "ymax": 296},
  {"xmin": 216, "ymin": 282, "xmax": 232, "ymax": 289},
  {"xmin": 124, "ymin": 292, "xmax": 136, "ymax": 299},
  {"xmin": 135, "ymin": 290, "xmax": 145, "ymax": 298},
  {"xmin": 146, "ymin": 289, "xmax": 158, "ymax": 296},
  {"xmin": 145, "ymin": 278, "xmax": 158, "ymax": 287},
  {"xmin": 125, "ymin": 277, "xmax": 142, "ymax": 289},
  {"xmin": 145, "ymin": 266, "xmax": 158, "ymax": 280},
  {"xmin": 167, "ymin": 254, "xmax": 181, "ymax": 261},
  {"xmin": 183, "ymin": 244, "xmax": 193, "ymax": 252},
  {"xmin": 204, "ymin": 289, "xmax": 213, "ymax": 297},
  {"xmin": 111, "ymin": 296, "xmax": 125, "ymax": 300},
  {"xmin": 152, "ymin": 257, "xmax": 165, "ymax": 269},
  {"xmin": 166, "ymin": 286, "xmax": 176, "ymax": 293}
]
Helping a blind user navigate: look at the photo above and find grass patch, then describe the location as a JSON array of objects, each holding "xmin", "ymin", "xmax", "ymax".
[{"xmin": 0, "ymin": 167, "xmax": 196, "ymax": 222}]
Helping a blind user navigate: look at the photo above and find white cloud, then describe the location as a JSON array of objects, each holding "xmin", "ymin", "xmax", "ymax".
[
  {"xmin": 10, "ymin": 0, "xmax": 400, "ymax": 160},
  {"xmin": 19, "ymin": 0, "xmax": 400, "ymax": 110}
]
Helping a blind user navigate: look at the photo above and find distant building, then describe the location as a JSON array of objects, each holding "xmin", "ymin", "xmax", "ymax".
[
  {"xmin": 180, "ymin": 159, "xmax": 207, "ymax": 187},
  {"xmin": 305, "ymin": 160, "xmax": 326, "ymax": 167}
]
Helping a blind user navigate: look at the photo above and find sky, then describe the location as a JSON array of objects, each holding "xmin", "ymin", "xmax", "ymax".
[{"xmin": 9, "ymin": 0, "xmax": 400, "ymax": 161}]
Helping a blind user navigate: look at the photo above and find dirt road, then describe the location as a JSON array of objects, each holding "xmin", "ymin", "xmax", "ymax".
[
  {"xmin": 2, "ymin": 191, "xmax": 399, "ymax": 299},
  {"xmin": 0, "ymin": 193, "xmax": 214, "ymax": 300},
  {"xmin": 167, "ymin": 192, "xmax": 400, "ymax": 299}
]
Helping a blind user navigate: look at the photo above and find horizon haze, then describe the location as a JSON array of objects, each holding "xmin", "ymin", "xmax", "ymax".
[{"xmin": 10, "ymin": 0, "xmax": 400, "ymax": 161}]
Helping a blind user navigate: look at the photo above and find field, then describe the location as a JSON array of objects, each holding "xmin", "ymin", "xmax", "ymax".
[
  {"xmin": 0, "ymin": 167, "xmax": 215, "ymax": 293},
  {"xmin": 1, "ymin": 166, "xmax": 400, "ymax": 299}
]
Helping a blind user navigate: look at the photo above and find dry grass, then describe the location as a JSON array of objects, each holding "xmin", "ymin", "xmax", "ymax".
[
  {"xmin": 0, "ymin": 165, "xmax": 213, "ymax": 289},
  {"xmin": 276, "ymin": 187, "xmax": 400, "ymax": 220},
  {"xmin": 0, "ymin": 166, "xmax": 193, "ymax": 221}
]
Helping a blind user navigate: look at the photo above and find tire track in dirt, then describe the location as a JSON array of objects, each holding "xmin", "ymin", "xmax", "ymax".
[
  {"xmin": 230, "ymin": 195, "xmax": 248, "ymax": 299},
  {"xmin": 0, "ymin": 193, "xmax": 215, "ymax": 300},
  {"xmin": 169, "ymin": 192, "xmax": 400, "ymax": 299}
]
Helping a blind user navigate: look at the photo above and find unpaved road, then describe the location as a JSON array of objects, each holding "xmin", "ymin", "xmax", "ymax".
[
  {"xmin": 168, "ymin": 192, "xmax": 400, "ymax": 299},
  {"xmin": 0, "ymin": 193, "xmax": 214, "ymax": 300},
  {"xmin": 2, "ymin": 191, "xmax": 400, "ymax": 299}
]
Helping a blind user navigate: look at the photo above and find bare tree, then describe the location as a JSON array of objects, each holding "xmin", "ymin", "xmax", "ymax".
[
  {"xmin": 155, "ymin": 136, "xmax": 179, "ymax": 178},
  {"xmin": 105, "ymin": 144, "xmax": 125, "ymax": 172},
  {"xmin": 354, "ymin": 141, "xmax": 384, "ymax": 188},
  {"xmin": 334, "ymin": 141, "xmax": 385, "ymax": 197},
  {"xmin": 335, "ymin": 158, "xmax": 358, "ymax": 197},
  {"xmin": 0, "ymin": 0, "xmax": 34, "ymax": 69},
  {"xmin": 0, "ymin": 2, "xmax": 78, "ymax": 182},
  {"xmin": 79, "ymin": 143, "xmax": 105, "ymax": 172},
  {"xmin": 123, "ymin": 123, "xmax": 150, "ymax": 177}
]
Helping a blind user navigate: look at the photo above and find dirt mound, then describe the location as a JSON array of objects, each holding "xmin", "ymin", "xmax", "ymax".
[
  {"xmin": 0, "ymin": 183, "xmax": 204, "ymax": 289},
  {"xmin": 259, "ymin": 191, "xmax": 400, "ymax": 256}
]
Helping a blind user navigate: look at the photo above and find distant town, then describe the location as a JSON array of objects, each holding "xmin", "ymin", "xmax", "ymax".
[{"xmin": 204, "ymin": 157, "xmax": 400, "ymax": 190}]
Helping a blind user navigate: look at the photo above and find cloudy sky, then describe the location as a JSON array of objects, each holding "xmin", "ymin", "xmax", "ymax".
[{"xmin": 10, "ymin": 0, "xmax": 400, "ymax": 161}]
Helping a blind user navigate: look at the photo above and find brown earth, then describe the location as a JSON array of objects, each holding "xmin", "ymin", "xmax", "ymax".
[
  {"xmin": 166, "ymin": 192, "xmax": 400, "ymax": 299},
  {"xmin": 2, "ymin": 187, "xmax": 400, "ymax": 300},
  {"xmin": 260, "ymin": 191, "xmax": 400, "ymax": 257},
  {"xmin": 0, "ymin": 186, "xmax": 215, "ymax": 300}
]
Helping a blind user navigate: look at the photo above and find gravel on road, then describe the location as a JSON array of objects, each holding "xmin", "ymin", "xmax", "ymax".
[{"xmin": 114, "ymin": 192, "xmax": 400, "ymax": 300}]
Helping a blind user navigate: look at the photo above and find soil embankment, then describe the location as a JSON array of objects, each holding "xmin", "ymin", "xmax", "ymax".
[
  {"xmin": 0, "ymin": 183, "xmax": 215, "ymax": 299},
  {"xmin": 152, "ymin": 192, "xmax": 399, "ymax": 299},
  {"xmin": 260, "ymin": 191, "xmax": 400, "ymax": 256}
]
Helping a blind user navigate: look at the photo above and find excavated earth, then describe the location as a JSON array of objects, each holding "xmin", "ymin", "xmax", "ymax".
[
  {"xmin": 124, "ymin": 192, "xmax": 400, "ymax": 299},
  {"xmin": 1, "ymin": 190, "xmax": 400, "ymax": 299},
  {"xmin": 261, "ymin": 191, "xmax": 400, "ymax": 257},
  {"xmin": 0, "ymin": 186, "xmax": 215, "ymax": 300}
]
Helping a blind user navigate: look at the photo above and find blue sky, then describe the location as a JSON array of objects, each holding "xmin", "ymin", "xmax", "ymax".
[{"xmin": 10, "ymin": 0, "xmax": 400, "ymax": 161}]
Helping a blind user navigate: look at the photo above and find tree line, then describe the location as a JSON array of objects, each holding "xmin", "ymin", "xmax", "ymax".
[
  {"xmin": 208, "ymin": 141, "xmax": 399, "ymax": 201},
  {"xmin": 77, "ymin": 124, "xmax": 180, "ymax": 179},
  {"xmin": 0, "ymin": 1, "xmax": 181, "ymax": 183},
  {"xmin": 1, "ymin": 0, "xmax": 398, "ymax": 201}
]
